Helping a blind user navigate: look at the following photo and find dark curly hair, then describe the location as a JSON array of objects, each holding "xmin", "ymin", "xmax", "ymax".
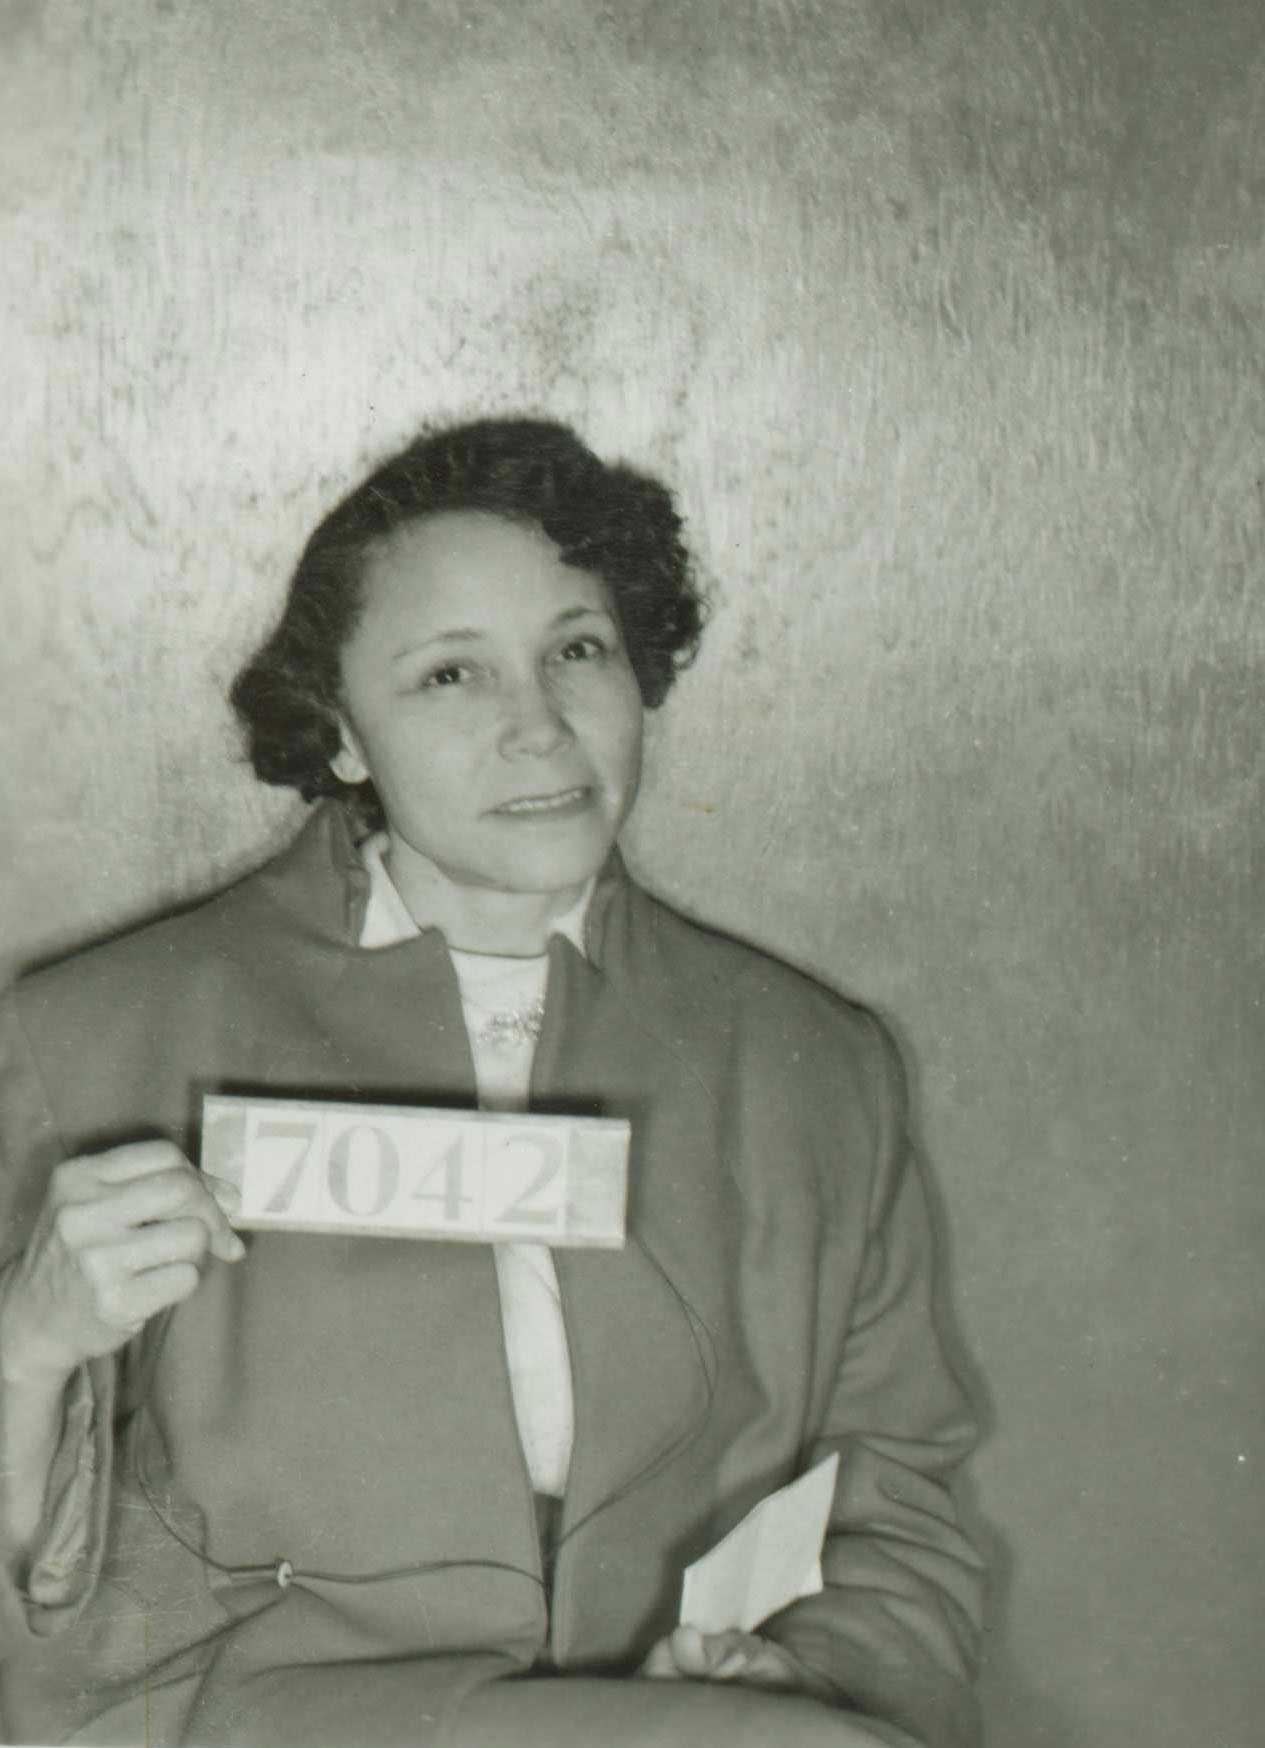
[{"xmin": 230, "ymin": 418, "xmax": 706, "ymax": 824}]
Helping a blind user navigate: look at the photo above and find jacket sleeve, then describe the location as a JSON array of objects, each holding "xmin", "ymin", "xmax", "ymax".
[
  {"xmin": 0, "ymin": 991, "xmax": 118, "ymax": 1653},
  {"xmin": 760, "ymin": 1015, "xmax": 986, "ymax": 1748}
]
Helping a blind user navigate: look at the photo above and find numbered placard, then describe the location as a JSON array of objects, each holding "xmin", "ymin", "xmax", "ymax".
[{"xmin": 201, "ymin": 1095, "xmax": 628, "ymax": 1248}]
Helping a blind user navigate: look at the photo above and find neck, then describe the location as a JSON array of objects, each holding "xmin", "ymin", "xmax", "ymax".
[{"xmin": 383, "ymin": 839, "xmax": 583, "ymax": 956}]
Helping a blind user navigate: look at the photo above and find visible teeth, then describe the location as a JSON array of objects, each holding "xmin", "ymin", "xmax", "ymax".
[{"xmin": 501, "ymin": 788, "xmax": 585, "ymax": 814}]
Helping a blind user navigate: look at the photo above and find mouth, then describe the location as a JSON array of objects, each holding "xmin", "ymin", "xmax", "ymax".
[{"xmin": 491, "ymin": 786, "xmax": 593, "ymax": 818}]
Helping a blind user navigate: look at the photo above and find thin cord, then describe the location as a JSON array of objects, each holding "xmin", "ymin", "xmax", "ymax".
[
  {"xmin": 135, "ymin": 1245, "xmax": 716, "ymax": 1594},
  {"xmin": 553, "ymin": 1232, "xmax": 720, "ymax": 1554},
  {"xmin": 132, "ymin": 1141, "xmax": 720, "ymax": 1588},
  {"xmin": 135, "ymin": 1445, "xmax": 545, "ymax": 1593}
]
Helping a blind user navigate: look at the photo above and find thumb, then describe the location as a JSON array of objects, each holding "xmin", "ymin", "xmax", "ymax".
[
  {"xmin": 639, "ymin": 1634, "xmax": 685, "ymax": 1679},
  {"xmin": 666, "ymin": 1624, "xmax": 718, "ymax": 1677}
]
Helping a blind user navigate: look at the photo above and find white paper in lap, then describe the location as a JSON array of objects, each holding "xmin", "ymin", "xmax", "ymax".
[{"xmin": 679, "ymin": 1451, "xmax": 840, "ymax": 1634}]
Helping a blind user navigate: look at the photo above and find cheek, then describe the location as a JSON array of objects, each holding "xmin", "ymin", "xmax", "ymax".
[
  {"xmin": 364, "ymin": 726, "xmax": 459, "ymax": 807},
  {"xmin": 599, "ymin": 693, "xmax": 644, "ymax": 790}
]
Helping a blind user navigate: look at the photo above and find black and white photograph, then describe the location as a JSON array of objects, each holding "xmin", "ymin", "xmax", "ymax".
[{"xmin": 0, "ymin": 4, "xmax": 1261, "ymax": 1745}]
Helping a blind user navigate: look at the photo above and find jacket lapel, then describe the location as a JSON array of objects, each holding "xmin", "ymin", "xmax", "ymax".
[{"xmin": 531, "ymin": 942, "xmax": 715, "ymax": 1550}]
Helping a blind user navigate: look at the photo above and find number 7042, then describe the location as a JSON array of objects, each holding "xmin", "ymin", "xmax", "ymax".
[{"xmin": 200, "ymin": 1094, "xmax": 629, "ymax": 1249}]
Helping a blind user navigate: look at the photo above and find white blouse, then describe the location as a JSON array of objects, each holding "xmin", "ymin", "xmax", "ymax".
[{"xmin": 358, "ymin": 835, "xmax": 584, "ymax": 1499}]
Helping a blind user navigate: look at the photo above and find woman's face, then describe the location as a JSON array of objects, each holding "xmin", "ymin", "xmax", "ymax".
[{"xmin": 334, "ymin": 510, "xmax": 644, "ymax": 904}]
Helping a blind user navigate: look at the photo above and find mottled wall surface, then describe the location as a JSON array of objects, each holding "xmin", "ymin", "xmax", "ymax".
[{"xmin": 2, "ymin": 2, "xmax": 1262, "ymax": 1742}]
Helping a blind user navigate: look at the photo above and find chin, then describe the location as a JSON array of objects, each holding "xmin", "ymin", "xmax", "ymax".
[
  {"xmin": 489, "ymin": 831, "xmax": 615, "ymax": 896},
  {"xmin": 501, "ymin": 855, "xmax": 608, "ymax": 896}
]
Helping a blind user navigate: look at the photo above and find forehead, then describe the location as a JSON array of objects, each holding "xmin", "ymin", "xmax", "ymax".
[{"xmin": 360, "ymin": 510, "xmax": 610, "ymax": 621}]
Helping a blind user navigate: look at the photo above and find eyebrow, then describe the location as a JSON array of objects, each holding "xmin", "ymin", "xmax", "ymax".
[{"xmin": 390, "ymin": 604, "xmax": 614, "ymax": 662}]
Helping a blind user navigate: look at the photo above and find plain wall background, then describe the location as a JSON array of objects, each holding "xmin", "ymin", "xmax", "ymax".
[{"xmin": 2, "ymin": 2, "xmax": 1262, "ymax": 1742}]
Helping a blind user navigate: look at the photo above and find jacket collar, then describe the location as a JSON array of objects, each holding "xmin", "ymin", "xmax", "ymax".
[{"xmin": 250, "ymin": 802, "xmax": 631, "ymax": 971}]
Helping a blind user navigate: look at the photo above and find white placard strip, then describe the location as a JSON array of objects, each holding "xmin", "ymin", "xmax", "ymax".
[{"xmin": 201, "ymin": 1094, "xmax": 628, "ymax": 1249}]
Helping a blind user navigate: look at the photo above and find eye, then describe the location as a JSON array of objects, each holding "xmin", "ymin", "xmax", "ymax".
[
  {"xmin": 554, "ymin": 634, "xmax": 607, "ymax": 664},
  {"xmin": 421, "ymin": 661, "xmax": 475, "ymax": 689}
]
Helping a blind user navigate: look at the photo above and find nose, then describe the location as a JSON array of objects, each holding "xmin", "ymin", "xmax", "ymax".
[{"xmin": 498, "ymin": 673, "xmax": 573, "ymax": 759}]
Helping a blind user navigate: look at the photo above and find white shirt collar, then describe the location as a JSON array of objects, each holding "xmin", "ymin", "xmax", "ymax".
[{"xmin": 357, "ymin": 832, "xmax": 592, "ymax": 958}]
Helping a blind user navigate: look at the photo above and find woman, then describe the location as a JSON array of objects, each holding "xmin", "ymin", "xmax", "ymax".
[{"xmin": 0, "ymin": 419, "xmax": 983, "ymax": 1748}]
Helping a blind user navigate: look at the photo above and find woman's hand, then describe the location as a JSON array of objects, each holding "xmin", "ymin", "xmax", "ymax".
[
  {"xmin": 640, "ymin": 1624, "xmax": 827, "ymax": 1697},
  {"xmin": 0, "ymin": 1141, "xmax": 243, "ymax": 1573},
  {"xmin": 0, "ymin": 1140, "xmax": 244, "ymax": 1391}
]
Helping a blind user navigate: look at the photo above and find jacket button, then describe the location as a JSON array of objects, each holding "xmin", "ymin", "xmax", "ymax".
[{"xmin": 274, "ymin": 1559, "xmax": 295, "ymax": 1590}]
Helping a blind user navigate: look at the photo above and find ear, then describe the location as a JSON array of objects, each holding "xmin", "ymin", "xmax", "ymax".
[{"xmin": 330, "ymin": 718, "xmax": 371, "ymax": 786}]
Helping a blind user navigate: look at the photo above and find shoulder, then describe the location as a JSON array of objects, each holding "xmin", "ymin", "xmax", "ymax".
[
  {"xmin": 9, "ymin": 814, "xmax": 339, "ymax": 1037},
  {"xmin": 603, "ymin": 876, "xmax": 909, "ymax": 1222},
  {"xmin": 608, "ymin": 873, "xmax": 904, "ymax": 1110},
  {"xmin": 614, "ymin": 872, "xmax": 877, "ymax": 1020},
  {"xmin": 15, "ymin": 877, "xmax": 259, "ymax": 1012}
]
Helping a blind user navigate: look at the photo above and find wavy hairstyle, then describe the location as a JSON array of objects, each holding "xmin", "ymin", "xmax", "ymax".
[{"xmin": 230, "ymin": 417, "xmax": 706, "ymax": 824}]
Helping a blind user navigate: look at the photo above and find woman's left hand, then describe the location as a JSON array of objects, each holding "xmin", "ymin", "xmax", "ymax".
[{"xmin": 639, "ymin": 1625, "xmax": 817, "ymax": 1694}]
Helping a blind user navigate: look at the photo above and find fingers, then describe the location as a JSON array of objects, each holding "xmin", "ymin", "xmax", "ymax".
[
  {"xmin": 641, "ymin": 1627, "xmax": 723, "ymax": 1681},
  {"xmin": 203, "ymin": 1172, "xmax": 241, "ymax": 1213},
  {"xmin": 77, "ymin": 1140, "xmax": 197, "ymax": 1187},
  {"xmin": 87, "ymin": 1217, "xmax": 219, "ymax": 1278},
  {"xmin": 4, "ymin": 1144, "xmax": 245, "ymax": 1385},
  {"xmin": 711, "ymin": 1637, "xmax": 799, "ymax": 1688},
  {"xmin": 60, "ymin": 1170, "xmax": 206, "ymax": 1234},
  {"xmin": 641, "ymin": 1628, "xmax": 800, "ymax": 1690},
  {"xmin": 76, "ymin": 1211, "xmax": 240, "ymax": 1331},
  {"xmin": 669, "ymin": 1626, "xmax": 716, "ymax": 1677},
  {"xmin": 94, "ymin": 1261, "xmax": 204, "ymax": 1334},
  {"xmin": 201, "ymin": 1174, "xmax": 245, "ymax": 1261},
  {"xmin": 639, "ymin": 1635, "xmax": 684, "ymax": 1680},
  {"xmin": 50, "ymin": 1147, "xmax": 244, "ymax": 1263}
]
